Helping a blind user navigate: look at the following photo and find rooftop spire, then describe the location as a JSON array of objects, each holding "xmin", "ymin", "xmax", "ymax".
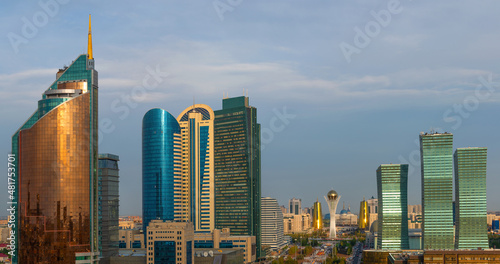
[{"xmin": 87, "ymin": 14, "xmax": 93, "ymax": 60}]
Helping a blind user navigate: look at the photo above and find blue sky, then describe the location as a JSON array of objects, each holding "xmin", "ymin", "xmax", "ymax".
[{"xmin": 1, "ymin": 1, "xmax": 500, "ymax": 216}]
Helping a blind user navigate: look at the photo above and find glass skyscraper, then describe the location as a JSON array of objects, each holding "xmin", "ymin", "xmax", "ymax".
[
  {"xmin": 98, "ymin": 153, "xmax": 120, "ymax": 264},
  {"xmin": 11, "ymin": 17, "xmax": 99, "ymax": 264},
  {"xmin": 376, "ymin": 164, "xmax": 409, "ymax": 250},
  {"xmin": 419, "ymin": 132, "xmax": 454, "ymax": 249},
  {"xmin": 142, "ymin": 109, "xmax": 181, "ymax": 238},
  {"xmin": 454, "ymin": 147, "xmax": 488, "ymax": 249},
  {"xmin": 214, "ymin": 96, "xmax": 261, "ymax": 257}
]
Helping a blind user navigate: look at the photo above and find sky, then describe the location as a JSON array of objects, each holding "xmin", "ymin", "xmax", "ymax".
[{"xmin": 1, "ymin": 1, "xmax": 500, "ymax": 217}]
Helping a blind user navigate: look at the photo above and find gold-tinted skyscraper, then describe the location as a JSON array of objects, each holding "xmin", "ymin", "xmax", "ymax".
[
  {"xmin": 358, "ymin": 197, "xmax": 369, "ymax": 230},
  {"xmin": 12, "ymin": 17, "xmax": 99, "ymax": 264},
  {"xmin": 313, "ymin": 199, "xmax": 323, "ymax": 230}
]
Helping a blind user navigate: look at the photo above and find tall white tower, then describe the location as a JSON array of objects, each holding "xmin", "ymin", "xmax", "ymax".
[{"xmin": 324, "ymin": 190, "xmax": 341, "ymax": 239}]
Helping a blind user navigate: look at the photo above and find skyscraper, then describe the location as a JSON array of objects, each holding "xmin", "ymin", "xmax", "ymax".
[
  {"xmin": 261, "ymin": 197, "xmax": 286, "ymax": 253},
  {"xmin": 176, "ymin": 104, "xmax": 215, "ymax": 231},
  {"xmin": 454, "ymin": 147, "xmax": 488, "ymax": 249},
  {"xmin": 419, "ymin": 132, "xmax": 454, "ymax": 249},
  {"xmin": 289, "ymin": 198, "xmax": 302, "ymax": 215},
  {"xmin": 214, "ymin": 96, "xmax": 261, "ymax": 257},
  {"xmin": 359, "ymin": 198, "xmax": 369, "ymax": 230},
  {"xmin": 98, "ymin": 153, "xmax": 120, "ymax": 264},
  {"xmin": 12, "ymin": 16, "xmax": 99, "ymax": 263},
  {"xmin": 313, "ymin": 199, "xmax": 323, "ymax": 231},
  {"xmin": 376, "ymin": 164, "xmax": 409, "ymax": 250},
  {"xmin": 142, "ymin": 109, "xmax": 181, "ymax": 238}
]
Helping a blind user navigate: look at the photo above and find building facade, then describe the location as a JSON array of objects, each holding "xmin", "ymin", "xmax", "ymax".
[
  {"xmin": 454, "ymin": 147, "xmax": 489, "ymax": 249},
  {"xmin": 377, "ymin": 164, "xmax": 409, "ymax": 250},
  {"xmin": 289, "ymin": 198, "xmax": 302, "ymax": 215},
  {"xmin": 146, "ymin": 220, "xmax": 194, "ymax": 264},
  {"xmin": 359, "ymin": 198, "xmax": 369, "ymax": 230},
  {"xmin": 261, "ymin": 197, "xmax": 286, "ymax": 253},
  {"xmin": 367, "ymin": 197, "xmax": 379, "ymax": 230},
  {"xmin": 142, "ymin": 109, "xmax": 181, "ymax": 240},
  {"xmin": 420, "ymin": 132, "xmax": 454, "ymax": 249},
  {"xmin": 214, "ymin": 96, "xmax": 261, "ymax": 257},
  {"xmin": 194, "ymin": 228, "xmax": 256, "ymax": 263},
  {"xmin": 313, "ymin": 199, "xmax": 323, "ymax": 231},
  {"xmin": 98, "ymin": 154, "xmax": 120, "ymax": 263},
  {"xmin": 176, "ymin": 105, "xmax": 215, "ymax": 231},
  {"xmin": 12, "ymin": 18, "xmax": 99, "ymax": 264}
]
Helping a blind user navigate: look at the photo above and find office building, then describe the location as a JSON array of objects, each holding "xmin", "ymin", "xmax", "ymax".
[
  {"xmin": 313, "ymin": 199, "xmax": 323, "ymax": 231},
  {"xmin": 261, "ymin": 197, "xmax": 286, "ymax": 253},
  {"xmin": 194, "ymin": 228, "xmax": 256, "ymax": 263},
  {"xmin": 146, "ymin": 220, "xmax": 194, "ymax": 264},
  {"xmin": 325, "ymin": 190, "xmax": 340, "ymax": 238},
  {"xmin": 142, "ymin": 109, "xmax": 181, "ymax": 240},
  {"xmin": 12, "ymin": 16, "xmax": 99, "ymax": 264},
  {"xmin": 420, "ymin": 132, "xmax": 454, "ymax": 249},
  {"xmin": 367, "ymin": 197, "xmax": 379, "ymax": 229},
  {"xmin": 493, "ymin": 220, "xmax": 500, "ymax": 231},
  {"xmin": 454, "ymin": 147, "xmax": 489, "ymax": 249},
  {"xmin": 407, "ymin": 205, "xmax": 422, "ymax": 229},
  {"xmin": 377, "ymin": 164, "xmax": 409, "ymax": 250},
  {"xmin": 176, "ymin": 105, "xmax": 215, "ymax": 231},
  {"xmin": 213, "ymin": 96, "xmax": 261, "ymax": 257},
  {"xmin": 98, "ymin": 154, "xmax": 120, "ymax": 263},
  {"xmin": 289, "ymin": 198, "xmax": 302, "ymax": 215},
  {"xmin": 359, "ymin": 198, "xmax": 369, "ymax": 230}
]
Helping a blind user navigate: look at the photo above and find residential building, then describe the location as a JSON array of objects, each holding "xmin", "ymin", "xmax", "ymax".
[
  {"xmin": 98, "ymin": 153, "xmax": 120, "ymax": 263},
  {"xmin": 261, "ymin": 197, "xmax": 286, "ymax": 253},
  {"xmin": 454, "ymin": 147, "xmax": 489, "ymax": 249},
  {"xmin": 420, "ymin": 132, "xmax": 454, "ymax": 249},
  {"xmin": 377, "ymin": 164, "xmax": 409, "ymax": 250},
  {"xmin": 12, "ymin": 16, "xmax": 99, "ymax": 264},
  {"xmin": 146, "ymin": 220, "xmax": 194, "ymax": 264},
  {"xmin": 214, "ymin": 96, "xmax": 261, "ymax": 257},
  {"xmin": 289, "ymin": 198, "xmax": 302, "ymax": 215}
]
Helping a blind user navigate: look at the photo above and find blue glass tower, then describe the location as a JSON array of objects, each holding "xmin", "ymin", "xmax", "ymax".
[{"xmin": 142, "ymin": 109, "xmax": 181, "ymax": 239}]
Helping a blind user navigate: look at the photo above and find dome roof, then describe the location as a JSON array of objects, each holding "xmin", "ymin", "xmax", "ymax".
[
  {"xmin": 370, "ymin": 220, "xmax": 379, "ymax": 233},
  {"xmin": 326, "ymin": 190, "xmax": 339, "ymax": 200},
  {"xmin": 340, "ymin": 209, "xmax": 348, "ymax": 214}
]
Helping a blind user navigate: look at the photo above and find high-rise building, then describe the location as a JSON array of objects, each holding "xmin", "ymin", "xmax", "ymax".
[
  {"xmin": 359, "ymin": 198, "xmax": 369, "ymax": 230},
  {"xmin": 142, "ymin": 109, "xmax": 181, "ymax": 239},
  {"xmin": 367, "ymin": 197, "xmax": 379, "ymax": 229},
  {"xmin": 261, "ymin": 197, "xmax": 286, "ymax": 253},
  {"xmin": 146, "ymin": 220, "xmax": 194, "ymax": 264},
  {"xmin": 313, "ymin": 199, "xmax": 323, "ymax": 231},
  {"xmin": 11, "ymin": 16, "xmax": 99, "ymax": 264},
  {"xmin": 98, "ymin": 154, "xmax": 120, "ymax": 263},
  {"xmin": 325, "ymin": 190, "xmax": 341, "ymax": 238},
  {"xmin": 289, "ymin": 198, "xmax": 302, "ymax": 215},
  {"xmin": 214, "ymin": 96, "xmax": 261, "ymax": 257},
  {"xmin": 176, "ymin": 105, "xmax": 215, "ymax": 231},
  {"xmin": 454, "ymin": 147, "xmax": 488, "ymax": 249},
  {"xmin": 419, "ymin": 132, "xmax": 454, "ymax": 249},
  {"xmin": 376, "ymin": 164, "xmax": 409, "ymax": 250}
]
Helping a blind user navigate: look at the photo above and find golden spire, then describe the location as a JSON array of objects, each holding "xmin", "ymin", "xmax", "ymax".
[{"xmin": 87, "ymin": 14, "xmax": 93, "ymax": 60}]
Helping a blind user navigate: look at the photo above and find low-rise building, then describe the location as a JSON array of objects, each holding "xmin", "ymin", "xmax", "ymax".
[
  {"xmin": 146, "ymin": 220, "xmax": 194, "ymax": 264},
  {"xmin": 194, "ymin": 228, "xmax": 256, "ymax": 263}
]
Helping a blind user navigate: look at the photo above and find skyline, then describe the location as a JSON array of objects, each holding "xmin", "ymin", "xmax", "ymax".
[{"xmin": 2, "ymin": 1, "xmax": 500, "ymax": 217}]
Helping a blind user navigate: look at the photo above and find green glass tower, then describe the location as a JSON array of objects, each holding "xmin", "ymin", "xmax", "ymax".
[
  {"xmin": 454, "ymin": 147, "xmax": 488, "ymax": 249},
  {"xmin": 376, "ymin": 164, "xmax": 409, "ymax": 250},
  {"xmin": 214, "ymin": 96, "xmax": 261, "ymax": 257},
  {"xmin": 419, "ymin": 132, "xmax": 454, "ymax": 249}
]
